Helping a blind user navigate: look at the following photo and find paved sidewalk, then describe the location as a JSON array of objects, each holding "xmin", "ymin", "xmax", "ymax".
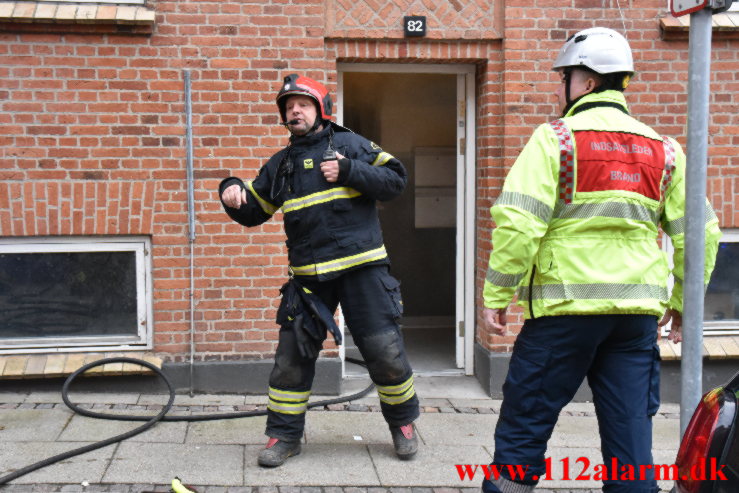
[{"xmin": 0, "ymin": 375, "xmax": 680, "ymax": 492}]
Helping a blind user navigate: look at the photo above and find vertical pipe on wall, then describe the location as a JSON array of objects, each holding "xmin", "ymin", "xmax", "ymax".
[{"xmin": 184, "ymin": 70, "xmax": 196, "ymax": 397}]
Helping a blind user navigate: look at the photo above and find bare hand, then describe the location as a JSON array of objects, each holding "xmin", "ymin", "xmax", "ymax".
[
  {"xmin": 659, "ymin": 308, "xmax": 682, "ymax": 343},
  {"xmin": 320, "ymin": 151, "xmax": 345, "ymax": 183},
  {"xmin": 221, "ymin": 184, "xmax": 247, "ymax": 209},
  {"xmin": 483, "ymin": 307, "xmax": 508, "ymax": 336}
]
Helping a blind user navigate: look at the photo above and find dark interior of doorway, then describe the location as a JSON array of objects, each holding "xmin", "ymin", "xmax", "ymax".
[{"xmin": 341, "ymin": 71, "xmax": 458, "ymax": 375}]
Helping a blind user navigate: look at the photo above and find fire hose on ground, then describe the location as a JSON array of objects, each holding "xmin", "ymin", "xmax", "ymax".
[{"xmin": 0, "ymin": 356, "xmax": 373, "ymax": 486}]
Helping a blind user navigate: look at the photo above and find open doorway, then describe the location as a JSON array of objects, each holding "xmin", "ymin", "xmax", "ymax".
[{"xmin": 338, "ymin": 66, "xmax": 476, "ymax": 376}]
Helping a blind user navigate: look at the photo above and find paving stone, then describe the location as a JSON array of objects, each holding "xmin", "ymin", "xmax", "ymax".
[
  {"xmin": 0, "ymin": 442, "xmax": 113, "ymax": 484},
  {"xmin": 58, "ymin": 414, "xmax": 187, "ymax": 443},
  {"xmin": 370, "ymin": 444, "xmax": 493, "ymax": 486},
  {"xmin": 0, "ymin": 392, "xmax": 28, "ymax": 404},
  {"xmin": 243, "ymin": 444, "xmax": 378, "ymax": 486},
  {"xmin": 414, "ymin": 413, "xmax": 496, "ymax": 446},
  {"xmin": 0, "ymin": 408, "xmax": 72, "ymax": 442},
  {"xmin": 304, "ymin": 411, "xmax": 391, "ymax": 444},
  {"xmin": 103, "ymin": 442, "xmax": 243, "ymax": 485},
  {"xmin": 418, "ymin": 398, "xmax": 452, "ymax": 408},
  {"xmin": 27, "ymin": 392, "xmax": 140, "ymax": 405},
  {"xmin": 447, "ymin": 399, "xmax": 499, "ymax": 410},
  {"xmin": 255, "ymin": 487, "xmax": 278, "ymax": 493},
  {"xmin": 415, "ymin": 376, "xmax": 490, "ymax": 400},
  {"xmin": 140, "ymin": 394, "xmax": 247, "ymax": 407},
  {"xmin": 185, "ymin": 414, "xmax": 267, "ymax": 445}
]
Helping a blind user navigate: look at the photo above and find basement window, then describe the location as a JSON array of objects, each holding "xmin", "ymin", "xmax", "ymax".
[
  {"xmin": 703, "ymin": 229, "xmax": 739, "ymax": 334},
  {"xmin": 0, "ymin": 237, "xmax": 152, "ymax": 352},
  {"xmin": 663, "ymin": 229, "xmax": 739, "ymax": 335}
]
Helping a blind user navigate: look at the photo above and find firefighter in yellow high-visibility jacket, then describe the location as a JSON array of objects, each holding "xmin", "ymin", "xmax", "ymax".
[{"xmin": 481, "ymin": 27, "xmax": 721, "ymax": 493}]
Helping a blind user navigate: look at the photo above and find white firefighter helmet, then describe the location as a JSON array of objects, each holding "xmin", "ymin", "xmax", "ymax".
[{"xmin": 552, "ymin": 27, "xmax": 634, "ymax": 75}]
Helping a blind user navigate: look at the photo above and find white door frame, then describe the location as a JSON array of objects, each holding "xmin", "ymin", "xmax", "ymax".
[{"xmin": 337, "ymin": 63, "xmax": 477, "ymax": 375}]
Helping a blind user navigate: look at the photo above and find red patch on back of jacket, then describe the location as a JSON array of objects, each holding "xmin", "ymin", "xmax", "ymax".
[{"xmin": 574, "ymin": 130, "xmax": 665, "ymax": 200}]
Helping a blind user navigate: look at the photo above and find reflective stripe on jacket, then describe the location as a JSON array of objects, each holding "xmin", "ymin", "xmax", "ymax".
[
  {"xmin": 219, "ymin": 122, "xmax": 407, "ymax": 281},
  {"xmin": 483, "ymin": 90, "xmax": 721, "ymax": 318}
]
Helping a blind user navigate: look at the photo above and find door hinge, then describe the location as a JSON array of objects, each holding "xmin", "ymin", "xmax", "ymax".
[
  {"xmin": 459, "ymin": 138, "xmax": 465, "ymax": 155},
  {"xmin": 458, "ymin": 320, "xmax": 465, "ymax": 337}
]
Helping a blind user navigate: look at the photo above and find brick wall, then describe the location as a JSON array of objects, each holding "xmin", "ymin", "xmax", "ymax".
[
  {"xmin": 476, "ymin": 0, "xmax": 739, "ymax": 352},
  {"xmin": 0, "ymin": 0, "xmax": 736, "ymax": 362}
]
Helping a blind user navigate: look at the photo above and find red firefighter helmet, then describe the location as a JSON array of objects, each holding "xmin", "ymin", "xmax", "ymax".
[{"xmin": 276, "ymin": 74, "xmax": 333, "ymax": 122}]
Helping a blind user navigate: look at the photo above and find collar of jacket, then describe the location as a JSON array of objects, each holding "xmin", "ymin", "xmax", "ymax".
[
  {"xmin": 564, "ymin": 90, "xmax": 630, "ymax": 118},
  {"xmin": 289, "ymin": 124, "xmax": 331, "ymax": 146}
]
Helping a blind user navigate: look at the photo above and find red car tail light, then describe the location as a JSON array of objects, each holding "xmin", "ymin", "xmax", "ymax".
[{"xmin": 675, "ymin": 387, "xmax": 723, "ymax": 493}]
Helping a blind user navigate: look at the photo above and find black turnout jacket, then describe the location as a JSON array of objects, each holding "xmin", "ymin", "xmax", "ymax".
[{"xmin": 219, "ymin": 122, "xmax": 407, "ymax": 281}]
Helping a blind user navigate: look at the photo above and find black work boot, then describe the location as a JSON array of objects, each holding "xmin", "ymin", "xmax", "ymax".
[
  {"xmin": 257, "ymin": 437, "xmax": 301, "ymax": 467},
  {"xmin": 389, "ymin": 423, "xmax": 418, "ymax": 460}
]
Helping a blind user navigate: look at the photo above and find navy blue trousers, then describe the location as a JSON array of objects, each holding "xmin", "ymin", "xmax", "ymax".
[{"xmin": 482, "ymin": 314, "xmax": 661, "ymax": 493}]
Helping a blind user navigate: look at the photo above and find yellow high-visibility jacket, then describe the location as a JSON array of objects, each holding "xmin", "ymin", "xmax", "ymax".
[{"xmin": 483, "ymin": 90, "xmax": 721, "ymax": 318}]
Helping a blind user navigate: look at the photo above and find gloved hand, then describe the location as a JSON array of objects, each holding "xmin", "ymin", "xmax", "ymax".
[
  {"xmin": 291, "ymin": 313, "xmax": 319, "ymax": 360},
  {"xmin": 295, "ymin": 286, "xmax": 342, "ymax": 346},
  {"xmin": 277, "ymin": 282, "xmax": 312, "ymax": 360},
  {"xmin": 278, "ymin": 278, "xmax": 342, "ymax": 359}
]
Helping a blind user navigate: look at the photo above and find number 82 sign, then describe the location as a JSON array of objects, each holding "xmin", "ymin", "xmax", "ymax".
[{"xmin": 403, "ymin": 16, "xmax": 427, "ymax": 37}]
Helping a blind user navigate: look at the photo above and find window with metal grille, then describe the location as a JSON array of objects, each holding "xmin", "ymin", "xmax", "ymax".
[{"xmin": 0, "ymin": 237, "xmax": 152, "ymax": 352}]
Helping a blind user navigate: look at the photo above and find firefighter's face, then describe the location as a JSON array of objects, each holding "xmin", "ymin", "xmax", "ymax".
[{"xmin": 285, "ymin": 95, "xmax": 320, "ymax": 136}]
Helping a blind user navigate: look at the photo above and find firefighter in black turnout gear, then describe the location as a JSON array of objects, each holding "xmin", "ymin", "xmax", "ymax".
[{"xmin": 219, "ymin": 74, "xmax": 420, "ymax": 467}]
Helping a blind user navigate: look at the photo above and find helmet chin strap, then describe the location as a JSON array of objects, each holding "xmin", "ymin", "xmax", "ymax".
[
  {"xmin": 564, "ymin": 69, "xmax": 572, "ymax": 107},
  {"xmin": 560, "ymin": 67, "xmax": 593, "ymax": 117},
  {"xmin": 286, "ymin": 117, "xmax": 323, "ymax": 138},
  {"xmin": 306, "ymin": 118, "xmax": 323, "ymax": 136},
  {"xmin": 562, "ymin": 68, "xmax": 575, "ymax": 117}
]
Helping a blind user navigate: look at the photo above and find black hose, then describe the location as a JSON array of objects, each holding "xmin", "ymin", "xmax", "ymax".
[{"xmin": 0, "ymin": 356, "xmax": 374, "ymax": 485}]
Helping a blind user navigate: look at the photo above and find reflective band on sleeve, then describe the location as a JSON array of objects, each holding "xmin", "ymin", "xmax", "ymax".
[
  {"xmin": 282, "ymin": 187, "xmax": 362, "ymax": 214},
  {"xmin": 494, "ymin": 191, "xmax": 553, "ymax": 223},
  {"xmin": 247, "ymin": 181, "xmax": 279, "ymax": 216},
  {"xmin": 371, "ymin": 152, "xmax": 393, "ymax": 167},
  {"xmin": 517, "ymin": 283, "xmax": 668, "ymax": 302},
  {"xmin": 377, "ymin": 376, "xmax": 416, "ymax": 406},
  {"xmin": 549, "ymin": 119, "xmax": 575, "ymax": 204},
  {"xmin": 553, "ymin": 201, "xmax": 659, "ymax": 225},
  {"xmin": 290, "ymin": 245, "xmax": 388, "ymax": 277},
  {"xmin": 486, "ymin": 267, "xmax": 527, "ymax": 288},
  {"xmin": 663, "ymin": 206, "xmax": 716, "ymax": 237},
  {"xmin": 267, "ymin": 387, "xmax": 310, "ymax": 415}
]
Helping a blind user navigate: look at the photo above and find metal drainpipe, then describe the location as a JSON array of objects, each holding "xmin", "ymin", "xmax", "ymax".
[{"xmin": 184, "ymin": 70, "xmax": 196, "ymax": 397}]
